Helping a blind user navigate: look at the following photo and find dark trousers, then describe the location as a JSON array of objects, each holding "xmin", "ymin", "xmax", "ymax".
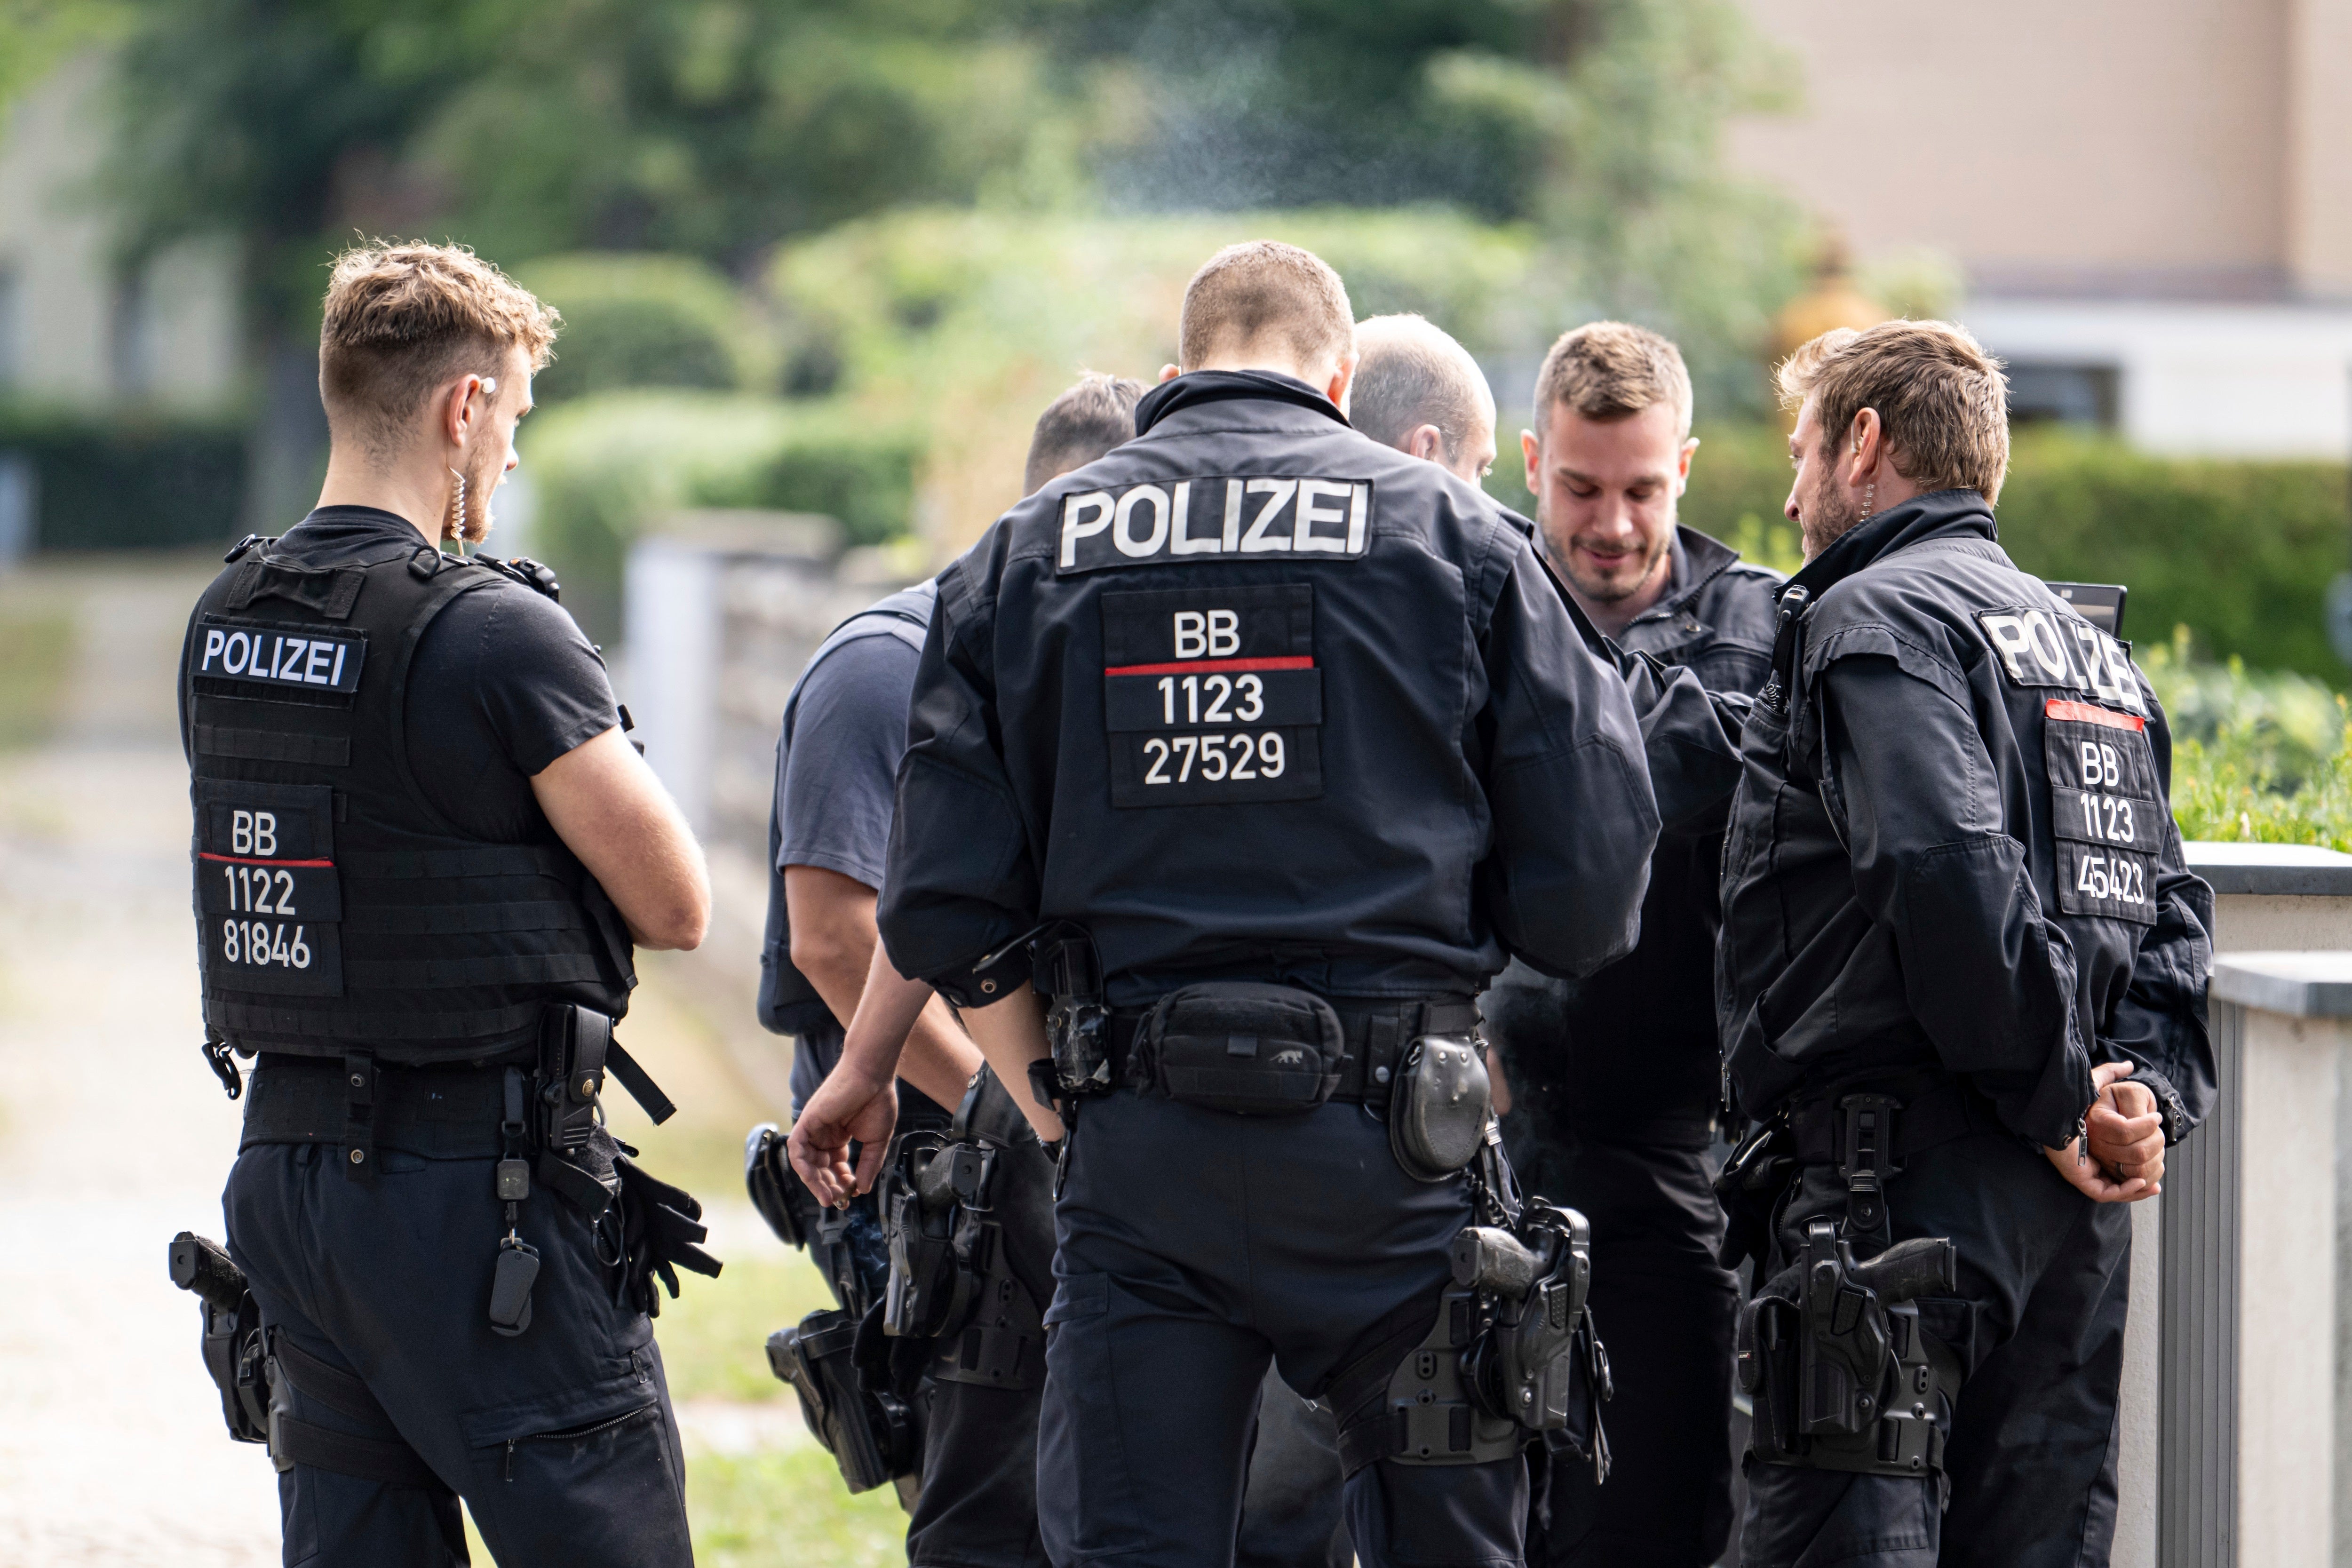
[
  {"xmin": 1740, "ymin": 1132, "xmax": 2131, "ymax": 1568},
  {"xmin": 1042, "ymin": 1092, "xmax": 1525, "ymax": 1568},
  {"xmin": 226, "ymin": 1142, "xmax": 693, "ymax": 1568},
  {"xmin": 1507, "ymin": 1130, "xmax": 1738, "ymax": 1568}
]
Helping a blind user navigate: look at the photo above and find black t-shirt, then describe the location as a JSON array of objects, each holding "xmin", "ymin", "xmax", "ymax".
[{"xmin": 190, "ymin": 507, "xmax": 621, "ymax": 840}]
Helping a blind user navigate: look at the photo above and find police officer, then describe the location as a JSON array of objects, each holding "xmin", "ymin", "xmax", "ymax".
[
  {"xmin": 1718, "ymin": 320, "xmax": 2213, "ymax": 1567},
  {"xmin": 787, "ymin": 370, "xmax": 1351, "ymax": 1568},
  {"xmin": 1494, "ymin": 323, "xmax": 1775, "ymax": 1568},
  {"xmin": 865, "ymin": 239, "xmax": 1666, "ymax": 1568},
  {"xmin": 184, "ymin": 243, "xmax": 716, "ymax": 1566}
]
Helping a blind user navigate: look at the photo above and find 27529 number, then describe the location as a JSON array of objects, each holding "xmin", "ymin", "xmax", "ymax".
[{"xmin": 1140, "ymin": 730, "xmax": 1286, "ymax": 785}]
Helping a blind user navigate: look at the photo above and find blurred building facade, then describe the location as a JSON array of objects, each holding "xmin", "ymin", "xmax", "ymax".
[
  {"xmin": 0, "ymin": 51, "xmax": 240, "ymax": 414},
  {"xmin": 1732, "ymin": 0, "xmax": 2352, "ymax": 458}
]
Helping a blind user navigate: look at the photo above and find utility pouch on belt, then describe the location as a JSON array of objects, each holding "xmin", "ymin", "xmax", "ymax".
[
  {"xmin": 1137, "ymin": 981, "xmax": 1345, "ymax": 1115},
  {"xmin": 1389, "ymin": 1034, "xmax": 1492, "ymax": 1181},
  {"xmin": 744, "ymin": 1122, "xmax": 817, "ymax": 1250},
  {"xmin": 1738, "ymin": 1220, "xmax": 1961, "ymax": 1478},
  {"xmin": 768, "ymin": 1307, "xmax": 918, "ymax": 1495}
]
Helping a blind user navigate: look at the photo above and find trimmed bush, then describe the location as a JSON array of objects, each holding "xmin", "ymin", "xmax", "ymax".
[
  {"xmin": 0, "ymin": 403, "xmax": 246, "ymax": 551},
  {"xmin": 520, "ymin": 390, "xmax": 919, "ymax": 639},
  {"xmin": 514, "ymin": 254, "xmax": 763, "ymax": 403},
  {"xmin": 1680, "ymin": 424, "xmax": 2352, "ymax": 682}
]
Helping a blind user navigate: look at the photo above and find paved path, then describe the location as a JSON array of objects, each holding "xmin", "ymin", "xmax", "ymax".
[{"xmin": 0, "ymin": 558, "xmax": 280, "ymax": 1564}]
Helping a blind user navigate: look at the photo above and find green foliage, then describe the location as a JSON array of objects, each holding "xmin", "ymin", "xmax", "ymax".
[
  {"xmin": 0, "ymin": 0, "xmax": 125, "ymax": 111},
  {"xmin": 0, "ymin": 605, "xmax": 75, "ymax": 749},
  {"xmin": 521, "ymin": 390, "xmax": 920, "ymax": 635},
  {"xmin": 2141, "ymin": 632, "xmax": 2352, "ymax": 851},
  {"xmin": 1680, "ymin": 424, "xmax": 2352, "ymax": 683},
  {"xmin": 514, "ymin": 254, "xmax": 763, "ymax": 404},
  {"xmin": 688, "ymin": 1446, "xmax": 908, "ymax": 1568},
  {"xmin": 0, "ymin": 402, "xmax": 246, "ymax": 549}
]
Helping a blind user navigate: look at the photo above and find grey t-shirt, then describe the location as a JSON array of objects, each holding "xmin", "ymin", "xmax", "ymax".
[{"xmin": 775, "ymin": 631, "xmax": 942, "ymax": 1116}]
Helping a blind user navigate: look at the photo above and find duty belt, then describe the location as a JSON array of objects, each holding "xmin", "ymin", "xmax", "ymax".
[
  {"xmin": 1785, "ymin": 1076, "xmax": 2000, "ymax": 1239},
  {"xmin": 1107, "ymin": 995, "xmax": 1480, "ymax": 1106},
  {"xmin": 241, "ymin": 1056, "xmax": 515, "ymax": 1159}
]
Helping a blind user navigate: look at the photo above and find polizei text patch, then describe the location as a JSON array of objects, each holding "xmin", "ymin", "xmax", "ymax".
[{"xmin": 1057, "ymin": 478, "xmax": 1373, "ymax": 573}]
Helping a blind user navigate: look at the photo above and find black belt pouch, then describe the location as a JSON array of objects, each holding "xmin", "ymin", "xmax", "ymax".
[{"xmin": 1138, "ymin": 982, "xmax": 1345, "ymax": 1116}]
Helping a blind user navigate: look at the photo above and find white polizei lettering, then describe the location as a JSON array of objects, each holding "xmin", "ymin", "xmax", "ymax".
[
  {"xmin": 1207, "ymin": 610, "xmax": 1240, "ymax": 656},
  {"xmin": 1114, "ymin": 485, "xmax": 1171, "ymax": 557},
  {"xmin": 1169, "ymin": 480, "xmax": 1220, "ymax": 554},
  {"xmin": 1240, "ymin": 479, "xmax": 1298, "ymax": 552},
  {"xmin": 2022, "ymin": 611, "xmax": 2070, "ymax": 679},
  {"xmin": 1174, "ymin": 612, "xmax": 1208, "ymax": 659},
  {"xmin": 1293, "ymin": 479, "xmax": 1352, "ymax": 552},
  {"xmin": 202, "ymin": 629, "xmax": 226, "ymax": 670},
  {"xmin": 2100, "ymin": 632, "xmax": 2145, "ymax": 713},
  {"xmin": 1980, "ymin": 614, "xmax": 2034, "ymax": 681},
  {"xmin": 280, "ymin": 639, "xmax": 308, "ymax": 680},
  {"xmin": 223, "ymin": 631, "xmax": 251, "ymax": 674},
  {"xmin": 1222, "ymin": 480, "xmax": 1244, "ymax": 551},
  {"xmin": 305, "ymin": 641, "xmax": 333, "ymax": 683},
  {"xmin": 330, "ymin": 644, "xmax": 347, "ymax": 686},
  {"xmin": 1060, "ymin": 491, "xmax": 1115, "ymax": 568},
  {"xmin": 1347, "ymin": 483, "xmax": 1369, "ymax": 553}
]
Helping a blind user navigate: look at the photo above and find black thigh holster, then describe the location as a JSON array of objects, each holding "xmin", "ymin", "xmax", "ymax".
[
  {"xmin": 768, "ymin": 1308, "xmax": 919, "ymax": 1495},
  {"xmin": 1739, "ymin": 1221, "xmax": 1962, "ymax": 1480}
]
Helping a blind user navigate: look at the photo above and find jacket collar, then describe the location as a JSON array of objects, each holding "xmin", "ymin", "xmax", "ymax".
[
  {"xmin": 1133, "ymin": 368, "xmax": 1350, "ymax": 437},
  {"xmin": 1784, "ymin": 488, "xmax": 1996, "ymax": 604}
]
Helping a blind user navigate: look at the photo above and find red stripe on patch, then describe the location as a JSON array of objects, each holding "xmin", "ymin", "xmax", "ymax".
[
  {"xmin": 198, "ymin": 853, "xmax": 336, "ymax": 867},
  {"xmin": 2046, "ymin": 699, "xmax": 2144, "ymax": 732},
  {"xmin": 1104, "ymin": 656, "xmax": 1315, "ymax": 677}
]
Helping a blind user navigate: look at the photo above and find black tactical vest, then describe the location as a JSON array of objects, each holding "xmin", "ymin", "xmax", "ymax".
[
  {"xmin": 183, "ymin": 533, "xmax": 635, "ymax": 1065},
  {"xmin": 756, "ymin": 581, "xmax": 936, "ymax": 1035}
]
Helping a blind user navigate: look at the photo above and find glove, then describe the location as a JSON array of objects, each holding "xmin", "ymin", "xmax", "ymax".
[{"xmin": 614, "ymin": 1153, "xmax": 723, "ymax": 1317}]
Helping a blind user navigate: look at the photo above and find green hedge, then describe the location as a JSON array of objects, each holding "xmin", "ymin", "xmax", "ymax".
[
  {"xmin": 520, "ymin": 390, "xmax": 921, "ymax": 639},
  {"xmin": 1681, "ymin": 425, "xmax": 2352, "ymax": 682},
  {"xmin": 513, "ymin": 254, "xmax": 766, "ymax": 404},
  {"xmin": 0, "ymin": 404, "xmax": 246, "ymax": 551}
]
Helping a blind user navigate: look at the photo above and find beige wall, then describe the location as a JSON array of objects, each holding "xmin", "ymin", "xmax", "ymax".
[{"xmin": 1729, "ymin": 0, "xmax": 2329, "ymax": 293}]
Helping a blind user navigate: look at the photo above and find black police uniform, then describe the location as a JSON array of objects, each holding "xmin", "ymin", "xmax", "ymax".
[
  {"xmin": 1715, "ymin": 491, "xmax": 2215, "ymax": 1568},
  {"xmin": 877, "ymin": 369, "xmax": 1669, "ymax": 1568},
  {"xmin": 1488, "ymin": 524, "xmax": 1780, "ymax": 1568},
  {"xmin": 758, "ymin": 583, "xmax": 1351, "ymax": 1567},
  {"xmin": 181, "ymin": 507, "xmax": 699, "ymax": 1568}
]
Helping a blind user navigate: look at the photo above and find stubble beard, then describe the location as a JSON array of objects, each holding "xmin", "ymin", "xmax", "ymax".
[{"xmin": 1797, "ymin": 466, "xmax": 1864, "ymax": 562}]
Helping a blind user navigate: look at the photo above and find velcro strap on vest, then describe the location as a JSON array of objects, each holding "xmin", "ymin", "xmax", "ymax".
[
  {"xmin": 342, "ymin": 953, "xmax": 606, "ymax": 990},
  {"xmin": 196, "ymin": 725, "xmax": 351, "ymax": 768},
  {"xmin": 210, "ymin": 997, "xmax": 549, "ymax": 1043},
  {"xmin": 339, "ymin": 846, "xmax": 574, "ymax": 880},
  {"xmin": 342, "ymin": 901, "xmax": 591, "ymax": 936}
]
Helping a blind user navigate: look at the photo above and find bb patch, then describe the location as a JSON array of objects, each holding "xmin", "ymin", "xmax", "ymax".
[
  {"xmin": 191, "ymin": 780, "xmax": 345, "ymax": 994},
  {"xmin": 1100, "ymin": 584, "xmax": 1323, "ymax": 807},
  {"xmin": 2042, "ymin": 698, "xmax": 2159, "ymax": 925}
]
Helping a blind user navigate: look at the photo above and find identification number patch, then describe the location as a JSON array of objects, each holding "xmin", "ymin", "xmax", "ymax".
[
  {"xmin": 192, "ymin": 781, "xmax": 344, "ymax": 995},
  {"xmin": 2042, "ymin": 698, "xmax": 2159, "ymax": 925},
  {"xmin": 1101, "ymin": 585, "xmax": 1323, "ymax": 807},
  {"xmin": 195, "ymin": 615, "xmax": 366, "ymax": 700},
  {"xmin": 1058, "ymin": 478, "xmax": 1372, "ymax": 573}
]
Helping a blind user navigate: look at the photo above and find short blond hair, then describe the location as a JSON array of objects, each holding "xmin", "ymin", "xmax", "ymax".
[
  {"xmin": 1533, "ymin": 321, "xmax": 1692, "ymax": 438},
  {"xmin": 319, "ymin": 242, "xmax": 560, "ymax": 453},
  {"xmin": 1776, "ymin": 319, "xmax": 2010, "ymax": 503},
  {"xmin": 1350, "ymin": 314, "xmax": 1494, "ymax": 461},
  {"xmin": 1178, "ymin": 241, "xmax": 1354, "ymax": 377}
]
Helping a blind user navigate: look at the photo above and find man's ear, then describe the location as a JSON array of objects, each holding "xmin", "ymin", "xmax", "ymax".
[
  {"xmin": 1405, "ymin": 425, "xmax": 1445, "ymax": 464},
  {"xmin": 1159, "ymin": 364, "xmax": 1180, "ymax": 383},
  {"xmin": 1520, "ymin": 429, "xmax": 1542, "ymax": 498},
  {"xmin": 1326, "ymin": 353, "xmax": 1359, "ymax": 417},
  {"xmin": 1677, "ymin": 435, "xmax": 1700, "ymax": 495}
]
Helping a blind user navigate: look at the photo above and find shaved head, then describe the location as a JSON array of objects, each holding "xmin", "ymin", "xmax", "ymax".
[{"xmin": 1350, "ymin": 314, "xmax": 1497, "ymax": 478}]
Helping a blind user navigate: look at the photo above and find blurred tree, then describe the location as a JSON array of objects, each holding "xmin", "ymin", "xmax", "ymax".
[{"xmin": 0, "ymin": 0, "xmax": 125, "ymax": 110}]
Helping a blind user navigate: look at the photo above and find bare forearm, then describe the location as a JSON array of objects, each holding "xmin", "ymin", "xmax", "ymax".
[
  {"xmin": 897, "ymin": 998, "xmax": 982, "ymax": 1107},
  {"xmin": 961, "ymin": 984, "xmax": 1061, "ymax": 1142},
  {"xmin": 533, "ymin": 728, "xmax": 709, "ymax": 949}
]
